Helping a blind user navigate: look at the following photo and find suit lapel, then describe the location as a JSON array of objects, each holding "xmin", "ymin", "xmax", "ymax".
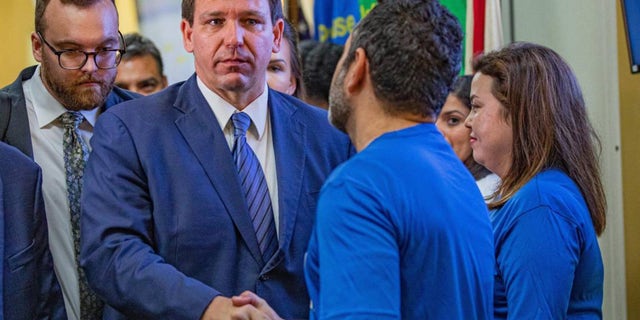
[
  {"xmin": 172, "ymin": 76, "xmax": 263, "ymax": 265},
  {"xmin": 1, "ymin": 66, "xmax": 37, "ymax": 158},
  {"xmin": 269, "ymin": 91, "xmax": 306, "ymax": 259}
]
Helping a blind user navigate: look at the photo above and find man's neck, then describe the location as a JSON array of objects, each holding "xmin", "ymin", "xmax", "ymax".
[
  {"xmin": 349, "ymin": 103, "xmax": 433, "ymax": 152},
  {"xmin": 210, "ymin": 85, "xmax": 265, "ymax": 111}
]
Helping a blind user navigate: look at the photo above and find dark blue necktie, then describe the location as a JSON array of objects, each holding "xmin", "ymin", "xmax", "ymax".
[
  {"xmin": 231, "ymin": 112, "xmax": 278, "ymax": 263},
  {"xmin": 61, "ymin": 111, "xmax": 104, "ymax": 319}
]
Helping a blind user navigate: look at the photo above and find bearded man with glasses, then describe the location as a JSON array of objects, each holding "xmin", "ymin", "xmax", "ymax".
[{"xmin": 0, "ymin": 0, "xmax": 139, "ymax": 319}]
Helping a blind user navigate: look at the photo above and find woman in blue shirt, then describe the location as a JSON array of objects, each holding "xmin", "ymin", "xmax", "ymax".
[{"xmin": 464, "ymin": 42, "xmax": 606, "ymax": 319}]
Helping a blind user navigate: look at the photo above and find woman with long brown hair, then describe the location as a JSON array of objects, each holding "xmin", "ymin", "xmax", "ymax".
[{"xmin": 465, "ymin": 42, "xmax": 606, "ymax": 319}]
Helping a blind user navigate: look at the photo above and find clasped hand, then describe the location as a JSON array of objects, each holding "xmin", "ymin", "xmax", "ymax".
[{"xmin": 201, "ymin": 291, "xmax": 283, "ymax": 320}]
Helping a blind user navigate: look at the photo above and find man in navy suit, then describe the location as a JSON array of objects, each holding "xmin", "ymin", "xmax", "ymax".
[
  {"xmin": 0, "ymin": 1, "xmax": 138, "ymax": 318},
  {"xmin": 80, "ymin": 0, "xmax": 351, "ymax": 319},
  {"xmin": 0, "ymin": 142, "xmax": 66, "ymax": 319}
]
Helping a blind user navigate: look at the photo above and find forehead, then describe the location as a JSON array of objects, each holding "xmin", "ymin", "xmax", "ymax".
[
  {"xmin": 471, "ymin": 73, "xmax": 494, "ymax": 94},
  {"xmin": 43, "ymin": 0, "xmax": 119, "ymax": 42},
  {"xmin": 119, "ymin": 55, "xmax": 162, "ymax": 74},
  {"xmin": 442, "ymin": 95, "xmax": 469, "ymax": 113},
  {"xmin": 195, "ymin": 0, "xmax": 271, "ymax": 16}
]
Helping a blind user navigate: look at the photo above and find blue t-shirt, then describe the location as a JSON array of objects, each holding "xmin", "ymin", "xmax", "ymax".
[
  {"xmin": 305, "ymin": 123, "xmax": 494, "ymax": 319},
  {"xmin": 492, "ymin": 169, "xmax": 603, "ymax": 319}
]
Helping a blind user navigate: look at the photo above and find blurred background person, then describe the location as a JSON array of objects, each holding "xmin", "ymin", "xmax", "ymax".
[
  {"xmin": 465, "ymin": 42, "xmax": 606, "ymax": 319},
  {"xmin": 115, "ymin": 32, "xmax": 168, "ymax": 95},
  {"xmin": 299, "ymin": 40, "xmax": 343, "ymax": 109},
  {"xmin": 436, "ymin": 75, "xmax": 499, "ymax": 199},
  {"xmin": 267, "ymin": 18, "xmax": 303, "ymax": 98}
]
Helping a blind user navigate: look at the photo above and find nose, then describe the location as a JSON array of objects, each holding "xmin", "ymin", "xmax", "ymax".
[
  {"xmin": 80, "ymin": 54, "xmax": 99, "ymax": 72},
  {"xmin": 224, "ymin": 21, "xmax": 244, "ymax": 48},
  {"xmin": 464, "ymin": 111, "xmax": 473, "ymax": 128}
]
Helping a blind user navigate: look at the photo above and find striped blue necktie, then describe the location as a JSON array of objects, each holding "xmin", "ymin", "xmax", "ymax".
[
  {"xmin": 61, "ymin": 111, "xmax": 104, "ymax": 319},
  {"xmin": 231, "ymin": 112, "xmax": 278, "ymax": 263}
]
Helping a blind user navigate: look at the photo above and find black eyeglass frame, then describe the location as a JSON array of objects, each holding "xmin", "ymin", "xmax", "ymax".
[{"xmin": 37, "ymin": 31, "xmax": 126, "ymax": 70}]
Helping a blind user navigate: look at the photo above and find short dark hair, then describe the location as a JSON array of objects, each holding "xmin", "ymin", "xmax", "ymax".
[
  {"xmin": 35, "ymin": 0, "xmax": 116, "ymax": 34},
  {"xmin": 342, "ymin": 0, "xmax": 462, "ymax": 117},
  {"xmin": 182, "ymin": 0, "xmax": 281, "ymax": 25},
  {"xmin": 300, "ymin": 40, "xmax": 344, "ymax": 106},
  {"xmin": 122, "ymin": 32, "xmax": 165, "ymax": 76},
  {"xmin": 449, "ymin": 75, "xmax": 472, "ymax": 111}
]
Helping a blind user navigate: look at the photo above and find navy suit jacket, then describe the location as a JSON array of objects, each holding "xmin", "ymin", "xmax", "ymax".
[
  {"xmin": 81, "ymin": 75, "xmax": 352, "ymax": 319},
  {"xmin": 0, "ymin": 142, "xmax": 66, "ymax": 319},
  {"xmin": 0, "ymin": 66, "xmax": 140, "ymax": 157}
]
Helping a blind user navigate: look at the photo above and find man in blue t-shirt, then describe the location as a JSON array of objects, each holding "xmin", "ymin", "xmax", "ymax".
[{"xmin": 304, "ymin": 1, "xmax": 495, "ymax": 319}]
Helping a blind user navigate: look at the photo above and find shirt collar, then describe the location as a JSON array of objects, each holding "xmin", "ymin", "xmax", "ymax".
[
  {"xmin": 196, "ymin": 77, "xmax": 269, "ymax": 139},
  {"xmin": 26, "ymin": 65, "xmax": 99, "ymax": 128}
]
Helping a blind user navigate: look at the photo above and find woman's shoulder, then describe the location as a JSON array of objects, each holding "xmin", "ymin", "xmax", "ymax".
[{"xmin": 499, "ymin": 168, "xmax": 588, "ymax": 224}]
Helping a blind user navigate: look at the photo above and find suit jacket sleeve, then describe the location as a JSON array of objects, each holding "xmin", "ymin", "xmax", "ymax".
[
  {"xmin": 33, "ymin": 170, "xmax": 68, "ymax": 320},
  {"xmin": 80, "ymin": 112, "xmax": 218, "ymax": 319},
  {"xmin": 0, "ymin": 142, "xmax": 66, "ymax": 320}
]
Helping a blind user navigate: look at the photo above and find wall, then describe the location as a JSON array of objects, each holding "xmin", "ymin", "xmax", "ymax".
[
  {"xmin": 0, "ymin": 1, "xmax": 35, "ymax": 85},
  {"xmin": 512, "ymin": 0, "xmax": 626, "ymax": 319},
  {"xmin": 617, "ymin": 0, "xmax": 640, "ymax": 318}
]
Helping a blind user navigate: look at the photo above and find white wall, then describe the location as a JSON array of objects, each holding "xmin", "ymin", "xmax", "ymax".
[
  {"xmin": 137, "ymin": 0, "xmax": 194, "ymax": 85},
  {"xmin": 509, "ymin": 0, "xmax": 626, "ymax": 319}
]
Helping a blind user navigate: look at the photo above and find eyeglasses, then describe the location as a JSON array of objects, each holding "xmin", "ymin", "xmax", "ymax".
[{"xmin": 37, "ymin": 31, "xmax": 125, "ymax": 70}]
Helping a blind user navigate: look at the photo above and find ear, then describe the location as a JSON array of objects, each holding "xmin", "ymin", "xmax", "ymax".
[
  {"xmin": 31, "ymin": 32, "xmax": 43, "ymax": 63},
  {"xmin": 285, "ymin": 74, "xmax": 297, "ymax": 95},
  {"xmin": 180, "ymin": 19, "xmax": 194, "ymax": 53},
  {"xmin": 161, "ymin": 75, "xmax": 169, "ymax": 89},
  {"xmin": 344, "ymin": 47, "xmax": 368, "ymax": 95},
  {"xmin": 272, "ymin": 18, "xmax": 284, "ymax": 54}
]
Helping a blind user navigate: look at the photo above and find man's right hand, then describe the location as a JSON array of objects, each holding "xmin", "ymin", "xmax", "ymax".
[{"xmin": 201, "ymin": 295, "xmax": 279, "ymax": 320}]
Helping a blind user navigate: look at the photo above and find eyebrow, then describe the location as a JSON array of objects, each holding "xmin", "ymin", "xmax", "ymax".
[
  {"xmin": 54, "ymin": 36, "xmax": 120, "ymax": 48},
  {"xmin": 269, "ymin": 59, "xmax": 286, "ymax": 64},
  {"xmin": 442, "ymin": 109, "xmax": 467, "ymax": 115},
  {"xmin": 201, "ymin": 9, "xmax": 266, "ymax": 19}
]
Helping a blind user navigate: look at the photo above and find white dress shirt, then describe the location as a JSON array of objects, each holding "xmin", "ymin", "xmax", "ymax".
[
  {"xmin": 22, "ymin": 65, "xmax": 98, "ymax": 320},
  {"xmin": 196, "ymin": 77, "xmax": 280, "ymax": 235}
]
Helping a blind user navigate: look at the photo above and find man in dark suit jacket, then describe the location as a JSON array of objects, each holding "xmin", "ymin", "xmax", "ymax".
[
  {"xmin": 0, "ymin": 1, "xmax": 139, "ymax": 318},
  {"xmin": 0, "ymin": 142, "xmax": 66, "ymax": 319},
  {"xmin": 80, "ymin": 0, "xmax": 351, "ymax": 319}
]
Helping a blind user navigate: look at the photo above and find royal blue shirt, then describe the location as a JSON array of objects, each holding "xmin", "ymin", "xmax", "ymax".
[
  {"xmin": 305, "ymin": 123, "xmax": 494, "ymax": 319},
  {"xmin": 492, "ymin": 169, "xmax": 603, "ymax": 319}
]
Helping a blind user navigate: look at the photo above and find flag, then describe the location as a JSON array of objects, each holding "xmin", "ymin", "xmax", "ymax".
[
  {"xmin": 307, "ymin": 0, "xmax": 502, "ymax": 70},
  {"xmin": 312, "ymin": 0, "xmax": 377, "ymax": 45},
  {"xmin": 440, "ymin": 0, "xmax": 503, "ymax": 74}
]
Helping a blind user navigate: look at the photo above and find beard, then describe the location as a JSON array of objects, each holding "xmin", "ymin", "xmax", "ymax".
[
  {"xmin": 327, "ymin": 67, "xmax": 351, "ymax": 134},
  {"xmin": 40, "ymin": 57, "xmax": 115, "ymax": 111}
]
